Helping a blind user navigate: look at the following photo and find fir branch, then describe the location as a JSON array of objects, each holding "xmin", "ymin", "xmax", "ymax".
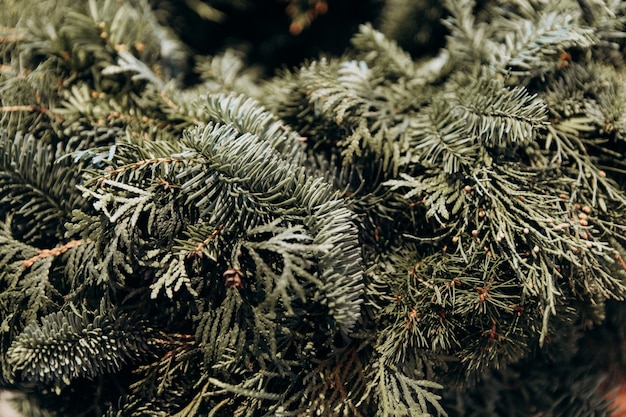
[
  {"xmin": 443, "ymin": 1, "xmax": 597, "ymax": 79},
  {"xmin": 176, "ymin": 223, "xmax": 223, "ymax": 260},
  {"xmin": 7, "ymin": 309, "xmax": 157, "ymax": 390},
  {"xmin": 177, "ymin": 122, "xmax": 364, "ymax": 333},
  {"xmin": 350, "ymin": 24, "xmax": 417, "ymax": 79},
  {"xmin": 0, "ymin": 57, "xmax": 65, "ymax": 134},
  {"xmin": 448, "ymin": 76, "xmax": 548, "ymax": 148},
  {"xmin": 442, "ymin": 0, "xmax": 493, "ymax": 67},
  {"xmin": 0, "ymin": 130, "xmax": 87, "ymax": 245},
  {"xmin": 385, "ymin": 154, "xmax": 626, "ymax": 353},
  {"xmin": 300, "ymin": 58, "xmax": 374, "ymax": 127},
  {"xmin": 0, "ymin": 217, "xmax": 61, "ymax": 333},
  {"xmin": 102, "ymin": 50, "xmax": 164, "ymax": 89},
  {"xmin": 18, "ymin": 0, "xmax": 178, "ymax": 90},
  {"xmin": 494, "ymin": 11, "xmax": 596, "ymax": 76},
  {"xmin": 297, "ymin": 57, "xmax": 409, "ymax": 173},
  {"xmin": 194, "ymin": 50, "xmax": 263, "ymax": 96},
  {"xmin": 202, "ymin": 92, "xmax": 307, "ymax": 162},
  {"xmin": 403, "ymin": 100, "xmax": 480, "ymax": 174}
]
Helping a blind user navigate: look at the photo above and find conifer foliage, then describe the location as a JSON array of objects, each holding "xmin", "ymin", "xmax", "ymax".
[{"xmin": 1, "ymin": 0, "xmax": 626, "ymax": 416}]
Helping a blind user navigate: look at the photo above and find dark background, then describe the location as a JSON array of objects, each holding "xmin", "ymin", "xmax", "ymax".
[{"xmin": 148, "ymin": 0, "xmax": 448, "ymax": 77}]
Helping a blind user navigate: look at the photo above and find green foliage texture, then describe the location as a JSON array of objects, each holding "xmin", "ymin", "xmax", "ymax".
[{"xmin": 1, "ymin": 0, "xmax": 626, "ymax": 416}]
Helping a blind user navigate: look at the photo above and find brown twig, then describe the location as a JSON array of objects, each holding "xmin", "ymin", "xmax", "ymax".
[
  {"xmin": 0, "ymin": 104, "xmax": 65, "ymax": 122},
  {"xmin": 22, "ymin": 239, "xmax": 85, "ymax": 268}
]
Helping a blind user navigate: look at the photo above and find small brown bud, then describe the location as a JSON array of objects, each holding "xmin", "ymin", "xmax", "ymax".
[
  {"xmin": 554, "ymin": 223, "xmax": 570, "ymax": 231},
  {"xmin": 224, "ymin": 268, "xmax": 244, "ymax": 289},
  {"xmin": 315, "ymin": 1, "xmax": 328, "ymax": 14},
  {"xmin": 289, "ymin": 21, "xmax": 303, "ymax": 35}
]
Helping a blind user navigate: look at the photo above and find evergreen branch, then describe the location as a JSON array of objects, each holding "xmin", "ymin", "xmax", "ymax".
[
  {"xmin": 385, "ymin": 172, "xmax": 468, "ymax": 223},
  {"xmin": 178, "ymin": 122, "xmax": 364, "ymax": 333},
  {"xmin": 102, "ymin": 50, "xmax": 164, "ymax": 88},
  {"xmin": 300, "ymin": 58, "xmax": 374, "ymax": 128},
  {"xmin": 0, "ymin": 217, "xmax": 38, "ymax": 280},
  {"xmin": 442, "ymin": 0, "xmax": 494, "ymax": 66},
  {"xmin": 80, "ymin": 179, "xmax": 154, "ymax": 225},
  {"xmin": 449, "ymin": 76, "xmax": 548, "ymax": 148},
  {"xmin": 287, "ymin": 345, "xmax": 369, "ymax": 416},
  {"xmin": 0, "ymin": 217, "xmax": 61, "ymax": 332},
  {"xmin": 121, "ymin": 336, "xmax": 201, "ymax": 416},
  {"xmin": 371, "ymin": 242, "xmax": 529, "ymax": 381},
  {"xmin": 351, "ymin": 23, "xmax": 417, "ymax": 79},
  {"xmin": 404, "ymin": 100, "xmax": 480, "ymax": 174},
  {"xmin": 19, "ymin": 0, "xmax": 174, "ymax": 85},
  {"xmin": 196, "ymin": 291, "xmax": 250, "ymax": 370},
  {"xmin": 194, "ymin": 291, "xmax": 289, "ymax": 415},
  {"xmin": 386, "ymin": 152, "xmax": 626, "ymax": 353},
  {"xmin": 243, "ymin": 219, "xmax": 328, "ymax": 316},
  {"xmin": 92, "ymin": 156, "xmax": 190, "ymax": 185},
  {"xmin": 7, "ymin": 309, "xmax": 157, "ymax": 390},
  {"xmin": 193, "ymin": 49, "xmax": 263, "ymax": 96},
  {"xmin": 207, "ymin": 377, "xmax": 281, "ymax": 401},
  {"xmin": 0, "ymin": 66, "xmax": 67, "ymax": 143},
  {"xmin": 147, "ymin": 252, "xmax": 197, "ymax": 299},
  {"xmin": 0, "ymin": 130, "xmax": 87, "ymax": 246},
  {"xmin": 297, "ymin": 57, "xmax": 410, "ymax": 173},
  {"xmin": 547, "ymin": 122, "xmax": 626, "ymax": 207},
  {"xmin": 365, "ymin": 360, "xmax": 446, "ymax": 417},
  {"xmin": 177, "ymin": 224, "xmax": 223, "ymax": 259},
  {"xmin": 203, "ymin": 92, "xmax": 307, "ymax": 161},
  {"xmin": 496, "ymin": 11, "xmax": 596, "ymax": 76}
]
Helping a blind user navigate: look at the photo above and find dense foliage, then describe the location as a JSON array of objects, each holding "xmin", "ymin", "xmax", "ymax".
[{"xmin": 1, "ymin": 0, "xmax": 625, "ymax": 416}]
